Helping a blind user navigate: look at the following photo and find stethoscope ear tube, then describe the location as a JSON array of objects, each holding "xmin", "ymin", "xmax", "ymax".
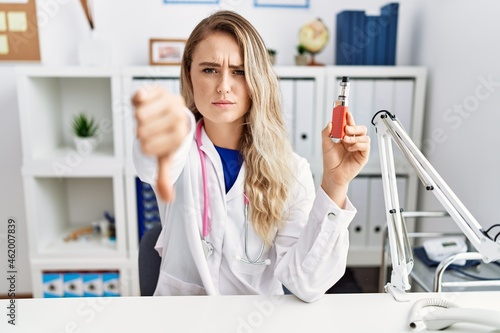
[{"xmin": 235, "ymin": 255, "xmax": 271, "ymax": 265}]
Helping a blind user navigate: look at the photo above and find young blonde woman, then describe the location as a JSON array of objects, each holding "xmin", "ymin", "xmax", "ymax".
[{"xmin": 132, "ymin": 10, "xmax": 370, "ymax": 302}]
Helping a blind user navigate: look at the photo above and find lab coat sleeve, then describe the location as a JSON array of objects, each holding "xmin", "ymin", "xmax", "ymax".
[
  {"xmin": 133, "ymin": 107, "xmax": 196, "ymax": 185},
  {"xmin": 273, "ymin": 157, "xmax": 356, "ymax": 303}
]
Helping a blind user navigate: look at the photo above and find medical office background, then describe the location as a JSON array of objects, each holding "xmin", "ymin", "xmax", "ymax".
[{"xmin": 1, "ymin": 0, "xmax": 500, "ymax": 296}]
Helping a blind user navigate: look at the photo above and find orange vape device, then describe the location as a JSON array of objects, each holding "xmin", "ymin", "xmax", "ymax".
[{"xmin": 330, "ymin": 76, "xmax": 350, "ymax": 142}]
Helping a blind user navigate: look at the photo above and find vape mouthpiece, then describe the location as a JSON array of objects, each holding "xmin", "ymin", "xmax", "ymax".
[{"xmin": 338, "ymin": 76, "xmax": 350, "ymax": 99}]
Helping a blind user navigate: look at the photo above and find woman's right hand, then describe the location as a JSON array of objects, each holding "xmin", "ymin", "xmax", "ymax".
[{"xmin": 132, "ymin": 86, "xmax": 189, "ymax": 202}]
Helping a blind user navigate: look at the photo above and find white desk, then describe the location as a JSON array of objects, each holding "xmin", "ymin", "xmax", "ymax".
[{"xmin": 2, "ymin": 292, "xmax": 500, "ymax": 332}]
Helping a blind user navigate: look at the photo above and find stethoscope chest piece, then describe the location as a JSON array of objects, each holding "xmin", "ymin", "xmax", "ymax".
[{"xmin": 202, "ymin": 238, "xmax": 214, "ymax": 259}]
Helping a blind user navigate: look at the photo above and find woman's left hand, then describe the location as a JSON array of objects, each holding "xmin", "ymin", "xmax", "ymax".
[{"xmin": 321, "ymin": 112, "xmax": 370, "ymax": 207}]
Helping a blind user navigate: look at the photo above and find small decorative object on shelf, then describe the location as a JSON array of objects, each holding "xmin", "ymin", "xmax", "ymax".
[
  {"xmin": 267, "ymin": 48, "xmax": 276, "ymax": 65},
  {"xmin": 64, "ymin": 211, "xmax": 116, "ymax": 244},
  {"xmin": 71, "ymin": 112, "xmax": 99, "ymax": 154},
  {"xmin": 295, "ymin": 44, "xmax": 308, "ymax": 66},
  {"xmin": 298, "ymin": 18, "xmax": 329, "ymax": 66}
]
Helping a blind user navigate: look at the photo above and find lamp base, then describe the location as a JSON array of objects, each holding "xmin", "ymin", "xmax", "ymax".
[{"xmin": 385, "ymin": 283, "xmax": 410, "ymax": 302}]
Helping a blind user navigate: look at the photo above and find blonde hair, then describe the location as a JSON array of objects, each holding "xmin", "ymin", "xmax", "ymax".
[{"xmin": 180, "ymin": 10, "xmax": 296, "ymax": 245}]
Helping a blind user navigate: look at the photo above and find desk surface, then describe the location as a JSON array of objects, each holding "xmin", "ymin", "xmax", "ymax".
[{"xmin": 2, "ymin": 292, "xmax": 500, "ymax": 333}]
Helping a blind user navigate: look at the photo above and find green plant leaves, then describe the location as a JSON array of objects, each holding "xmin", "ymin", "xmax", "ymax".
[{"xmin": 72, "ymin": 113, "xmax": 98, "ymax": 138}]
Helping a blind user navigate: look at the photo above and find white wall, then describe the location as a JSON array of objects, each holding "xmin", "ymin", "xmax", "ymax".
[
  {"xmin": 412, "ymin": 0, "xmax": 500, "ymax": 235},
  {"xmin": 1, "ymin": 0, "xmax": 499, "ymax": 294}
]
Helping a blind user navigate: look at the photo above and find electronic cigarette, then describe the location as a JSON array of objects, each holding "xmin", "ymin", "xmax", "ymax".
[{"xmin": 330, "ymin": 76, "xmax": 350, "ymax": 143}]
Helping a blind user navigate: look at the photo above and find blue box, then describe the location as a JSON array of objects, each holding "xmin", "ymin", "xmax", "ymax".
[
  {"xmin": 42, "ymin": 272, "xmax": 63, "ymax": 298},
  {"xmin": 63, "ymin": 272, "xmax": 83, "ymax": 297},
  {"xmin": 102, "ymin": 272, "xmax": 120, "ymax": 297},
  {"xmin": 83, "ymin": 273, "xmax": 103, "ymax": 297}
]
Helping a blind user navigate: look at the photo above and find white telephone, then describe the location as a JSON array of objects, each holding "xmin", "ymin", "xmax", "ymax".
[
  {"xmin": 409, "ymin": 298, "xmax": 500, "ymax": 331},
  {"xmin": 423, "ymin": 237, "xmax": 468, "ymax": 265}
]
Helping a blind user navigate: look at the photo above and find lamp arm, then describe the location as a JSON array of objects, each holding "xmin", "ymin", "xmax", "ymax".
[{"xmin": 371, "ymin": 110, "xmax": 500, "ymax": 300}]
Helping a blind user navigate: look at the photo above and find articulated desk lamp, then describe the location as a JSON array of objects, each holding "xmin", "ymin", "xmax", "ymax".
[
  {"xmin": 371, "ymin": 110, "xmax": 500, "ymax": 299},
  {"xmin": 371, "ymin": 110, "xmax": 500, "ymax": 330}
]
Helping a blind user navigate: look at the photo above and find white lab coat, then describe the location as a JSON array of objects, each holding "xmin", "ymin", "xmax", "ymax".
[{"xmin": 133, "ymin": 109, "xmax": 356, "ymax": 302}]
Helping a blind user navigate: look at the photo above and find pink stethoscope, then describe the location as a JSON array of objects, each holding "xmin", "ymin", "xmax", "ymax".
[{"xmin": 195, "ymin": 120, "xmax": 270, "ymax": 265}]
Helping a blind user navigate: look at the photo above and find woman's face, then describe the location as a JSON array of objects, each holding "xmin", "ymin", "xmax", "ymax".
[{"xmin": 190, "ymin": 32, "xmax": 251, "ymax": 127}]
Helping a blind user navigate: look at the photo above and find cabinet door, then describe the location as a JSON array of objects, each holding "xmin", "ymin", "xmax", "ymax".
[
  {"xmin": 348, "ymin": 79, "xmax": 375, "ymax": 145},
  {"xmin": 279, "ymin": 78, "xmax": 315, "ymax": 158},
  {"xmin": 367, "ymin": 176, "xmax": 407, "ymax": 248},
  {"xmin": 279, "ymin": 79, "xmax": 295, "ymax": 144},
  {"xmin": 294, "ymin": 79, "xmax": 315, "ymax": 159},
  {"xmin": 347, "ymin": 177, "xmax": 369, "ymax": 247},
  {"xmin": 279, "ymin": 77, "xmax": 318, "ymax": 187}
]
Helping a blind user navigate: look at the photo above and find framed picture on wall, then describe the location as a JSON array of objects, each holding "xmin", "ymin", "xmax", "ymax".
[
  {"xmin": 149, "ymin": 39, "xmax": 186, "ymax": 65},
  {"xmin": 164, "ymin": 0, "xmax": 219, "ymax": 4},
  {"xmin": 254, "ymin": 0, "xmax": 309, "ymax": 8}
]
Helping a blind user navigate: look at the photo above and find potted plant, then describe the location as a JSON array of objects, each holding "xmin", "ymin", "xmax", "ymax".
[
  {"xmin": 71, "ymin": 112, "xmax": 99, "ymax": 154},
  {"xmin": 267, "ymin": 48, "xmax": 276, "ymax": 65},
  {"xmin": 295, "ymin": 44, "xmax": 308, "ymax": 66}
]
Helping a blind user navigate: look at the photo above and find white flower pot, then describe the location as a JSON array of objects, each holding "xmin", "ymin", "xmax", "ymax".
[
  {"xmin": 295, "ymin": 54, "xmax": 308, "ymax": 66},
  {"xmin": 73, "ymin": 136, "xmax": 98, "ymax": 155}
]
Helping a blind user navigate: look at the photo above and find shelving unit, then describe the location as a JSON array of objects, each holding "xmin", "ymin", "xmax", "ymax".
[
  {"xmin": 18, "ymin": 65, "xmax": 426, "ymax": 297},
  {"xmin": 22, "ymin": 174, "xmax": 125, "ymax": 257},
  {"xmin": 17, "ymin": 67, "xmax": 131, "ymax": 297}
]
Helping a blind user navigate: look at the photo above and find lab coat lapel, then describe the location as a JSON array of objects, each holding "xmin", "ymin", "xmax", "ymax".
[{"xmin": 226, "ymin": 163, "xmax": 245, "ymax": 202}]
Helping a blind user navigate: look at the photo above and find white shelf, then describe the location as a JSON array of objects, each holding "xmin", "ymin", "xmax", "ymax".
[
  {"xmin": 33, "ymin": 143, "xmax": 115, "ymax": 159},
  {"xmin": 17, "ymin": 69, "xmax": 124, "ymax": 166},
  {"xmin": 16, "ymin": 66, "xmax": 121, "ymax": 77},
  {"xmin": 22, "ymin": 144, "xmax": 122, "ymax": 175},
  {"xmin": 274, "ymin": 66, "xmax": 326, "ymax": 77},
  {"xmin": 326, "ymin": 66, "xmax": 427, "ymax": 79},
  {"xmin": 22, "ymin": 161, "xmax": 126, "ymax": 260},
  {"xmin": 39, "ymin": 232, "xmax": 119, "ymax": 258},
  {"xmin": 124, "ymin": 65, "xmax": 181, "ymax": 76}
]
